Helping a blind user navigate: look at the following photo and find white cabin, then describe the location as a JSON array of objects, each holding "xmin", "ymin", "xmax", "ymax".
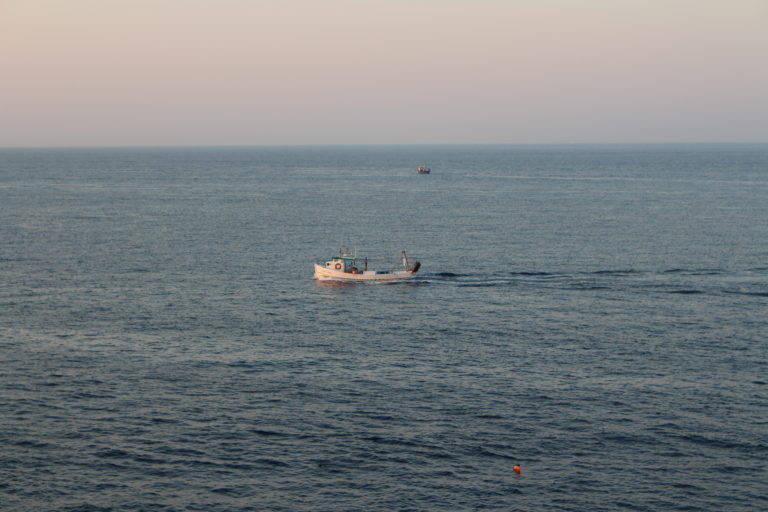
[{"xmin": 324, "ymin": 255, "xmax": 356, "ymax": 273}]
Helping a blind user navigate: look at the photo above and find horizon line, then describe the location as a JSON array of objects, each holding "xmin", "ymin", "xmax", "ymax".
[{"xmin": 2, "ymin": 141, "xmax": 768, "ymax": 150}]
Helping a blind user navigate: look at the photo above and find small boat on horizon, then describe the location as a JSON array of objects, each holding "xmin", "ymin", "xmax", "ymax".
[
  {"xmin": 314, "ymin": 249, "xmax": 421, "ymax": 282},
  {"xmin": 416, "ymin": 165, "xmax": 431, "ymax": 174}
]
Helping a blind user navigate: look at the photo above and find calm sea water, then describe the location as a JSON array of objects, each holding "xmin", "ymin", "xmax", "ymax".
[{"xmin": 1, "ymin": 144, "xmax": 766, "ymax": 511}]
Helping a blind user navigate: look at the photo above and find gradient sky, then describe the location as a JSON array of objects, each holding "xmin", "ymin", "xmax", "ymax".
[{"xmin": 2, "ymin": 0, "xmax": 767, "ymax": 147}]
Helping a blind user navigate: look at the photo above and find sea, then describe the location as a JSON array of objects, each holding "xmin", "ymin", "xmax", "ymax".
[{"xmin": 1, "ymin": 144, "xmax": 766, "ymax": 512}]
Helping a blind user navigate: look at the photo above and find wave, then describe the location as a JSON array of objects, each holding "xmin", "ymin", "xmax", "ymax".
[
  {"xmin": 591, "ymin": 269, "xmax": 641, "ymax": 275},
  {"xmin": 664, "ymin": 268, "xmax": 726, "ymax": 276},
  {"xmin": 251, "ymin": 429, "xmax": 292, "ymax": 438},
  {"xmin": 673, "ymin": 433, "xmax": 768, "ymax": 453},
  {"xmin": 724, "ymin": 290, "xmax": 768, "ymax": 298},
  {"xmin": 434, "ymin": 272, "xmax": 463, "ymax": 278}
]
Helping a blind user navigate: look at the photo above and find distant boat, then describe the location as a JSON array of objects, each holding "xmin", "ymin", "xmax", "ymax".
[
  {"xmin": 416, "ymin": 165, "xmax": 431, "ymax": 174},
  {"xmin": 314, "ymin": 249, "xmax": 421, "ymax": 282}
]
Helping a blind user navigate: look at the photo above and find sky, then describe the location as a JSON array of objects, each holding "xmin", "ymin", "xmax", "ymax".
[{"xmin": 1, "ymin": 0, "xmax": 767, "ymax": 147}]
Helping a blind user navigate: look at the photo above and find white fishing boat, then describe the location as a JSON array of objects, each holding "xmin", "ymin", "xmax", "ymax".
[
  {"xmin": 416, "ymin": 165, "xmax": 431, "ymax": 174},
  {"xmin": 314, "ymin": 249, "xmax": 421, "ymax": 282}
]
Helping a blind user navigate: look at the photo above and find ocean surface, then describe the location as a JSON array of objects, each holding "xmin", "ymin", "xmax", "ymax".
[{"xmin": 1, "ymin": 144, "xmax": 766, "ymax": 511}]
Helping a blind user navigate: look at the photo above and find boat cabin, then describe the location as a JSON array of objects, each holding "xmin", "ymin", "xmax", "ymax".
[{"xmin": 324, "ymin": 255, "xmax": 360, "ymax": 273}]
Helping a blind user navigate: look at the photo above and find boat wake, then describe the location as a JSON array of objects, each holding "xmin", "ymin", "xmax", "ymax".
[{"xmin": 408, "ymin": 267, "xmax": 768, "ymax": 297}]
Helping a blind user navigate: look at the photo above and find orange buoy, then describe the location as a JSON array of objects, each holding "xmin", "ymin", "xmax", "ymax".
[{"xmin": 513, "ymin": 465, "xmax": 521, "ymax": 474}]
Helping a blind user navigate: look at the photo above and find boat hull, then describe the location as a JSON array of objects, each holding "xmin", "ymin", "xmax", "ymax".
[{"xmin": 313, "ymin": 264, "xmax": 415, "ymax": 282}]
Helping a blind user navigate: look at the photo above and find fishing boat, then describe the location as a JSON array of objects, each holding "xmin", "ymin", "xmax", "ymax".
[
  {"xmin": 416, "ymin": 165, "xmax": 431, "ymax": 174},
  {"xmin": 314, "ymin": 249, "xmax": 421, "ymax": 282}
]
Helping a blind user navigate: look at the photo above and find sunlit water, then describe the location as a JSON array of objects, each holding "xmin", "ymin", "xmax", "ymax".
[{"xmin": 1, "ymin": 145, "xmax": 766, "ymax": 511}]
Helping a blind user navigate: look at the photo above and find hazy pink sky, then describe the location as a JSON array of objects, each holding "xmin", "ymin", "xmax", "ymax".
[{"xmin": 2, "ymin": 0, "xmax": 767, "ymax": 147}]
